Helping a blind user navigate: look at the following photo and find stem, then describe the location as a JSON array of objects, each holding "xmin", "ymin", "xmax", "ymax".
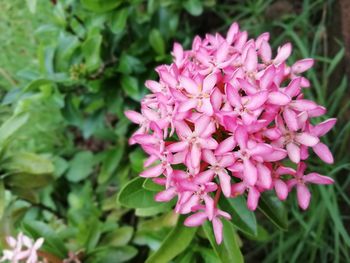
[{"xmin": 214, "ymin": 186, "xmax": 222, "ymax": 206}]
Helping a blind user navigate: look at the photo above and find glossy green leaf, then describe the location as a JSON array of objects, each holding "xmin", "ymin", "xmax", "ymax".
[
  {"xmin": 81, "ymin": 0, "xmax": 122, "ymax": 12},
  {"xmin": 258, "ymin": 192, "xmax": 288, "ymax": 231},
  {"xmin": 98, "ymin": 144, "xmax": 125, "ymax": 184},
  {"xmin": 66, "ymin": 151, "xmax": 94, "ymax": 182},
  {"xmin": 118, "ymin": 177, "xmax": 161, "ymax": 208},
  {"xmin": 143, "ymin": 178, "xmax": 164, "ymax": 192},
  {"xmin": 183, "ymin": 0, "xmax": 203, "ymax": 16},
  {"xmin": 219, "ymin": 196, "xmax": 257, "ymax": 236},
  {"xmin": 149, "ymin": 29, "xmax": 165, "ymax": 55},
  {"xmin": 121, "ymin": 75, "xmax": 140, "ymax": 101},
  {"xmin": 5, "ymin": 173, "xmax": 53, "ymax": 189},
  {"xmin": 145, "ymin": 216, "xmax": 197, "ymax": 263},
  {"xmin": 22, "ymin": 221, "xmax": 68, "ymax": 258},
  {"xmin": 203, "ymin": 220, "xmax": 243, "ymax": 263},
  {"xmin": 109, "ymin": 8, "xmax": 129, "ymax": 34}
]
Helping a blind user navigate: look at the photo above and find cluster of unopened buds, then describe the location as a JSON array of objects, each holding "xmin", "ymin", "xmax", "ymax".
[
  {"xmin": 125, "ymin": 22, "xmax": 336, "ymax": 244},
  {"xmin": 0, "ymin": 232, "xmax": 44, "ymax": 263}
]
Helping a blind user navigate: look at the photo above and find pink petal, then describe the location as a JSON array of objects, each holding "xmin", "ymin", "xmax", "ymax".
[
  {"xmin": 196, "ymin": 170, "xmax": 215, "ymax": 184},
  {"xmin": 211, "ymin": 88, "xmax": 223, "ymax": 110},
  {"xmin": 181, "ymin": 194, "xmax": 201, "ymax": 214},
  {"xmin": 243, "ymin": 159, "xmax": 258, "ymax": 186},
  {"xmin": 292, "ymin": 58, "xmax": 314, "ymax": 74},
  {"xmin": 190, "ymin": 144, "xmax": 201, "ymax": 169},
  {"xmin": 295, "ymin": 133, "xmax": 319, "ymax": 147},
  {"xmin": 259, "ymin": 40, "xmax": 272, "ymax": 63},
  {"xmin": 200, "ymin": 98, "xmax": 214, "ymax": 116},
  {"xmin": 263, "ymin": 148, "xmax": 287, "ymax": 162},
  {"xmin": 274, "ymin": 42, "xmax": 292, "ymax": 64},
  {"xmin": 290, "ymin": 99, "xmax": 317, "ymax": 111},
  {"xmin": 159, "ymin": 70, "xmax": 178, "ymax": 87},
  {"xmin": 218, "ymin": 170, "xmax": 232, "ymax": 197},
  {"xmin": 257, "ymin": 163, "xmax": 272, "ymax": 189},
  {"xmin": 179, "ymin": 76, "xmax": 199, "ymax": 94},
  {"xmin": 313, "ymin": 142, "xmax": 334, "ymax": 164},
  {"xmin": 246, "ymin": 91, "xmax": 268, "ymax": 110},
  {"xmin": 216, "ymin": 41, "xmax": 229, "ymax": 62},
  {"xmin": 274, "ymin": 179, "xmax": 288, "ymax": 200},
  {"xmin": 268, "ymin": 91, "xmax": 291, "ymax": 105},
  {"xmin": 125, "ymin": 110, "xmax": 144, "ymax": 124},
  {"xmin": 195, "ymin": 115, "xmax": 212, "ymax": 136},
  {"xmin": 140, "ymin": 164, "xmax": 164, "ymax": 178},
  {"xmin": 204, "ymin": 195, "xmax": 215, "ymax": 220},
  {"xmin": 218, "ymin": 154, "xmax": 236, "ymax": 167},
  {"xmin": 226, "ymin": 84, "xmax": 241, "ymax": 108},
  {"xmin": 212, "ymin": 217, "xmax": 224, "ymax": 244},
  {"xmin": 145, "ymin": 80, "xmax": 163, "ymax": 92},
  {"xmin": 201, "ymin": 138, "xmax": 218, "ymax": 149},
  {"xmin": 167, "ymin": 141, "xmax": 188, "ymax": 152},
  {"xmin": 226, "ymin": 22, "xmax": 239, "ymax": 44},
  {"xmin": 259, "ymin": 65, "xmax": 275, "ymax": 90},
  {"xmin": 202, "ymin": 150, "xmax": 217, "ymax": 165},
  {"xmin": 247, "ymin": 187, "xmax": 260, "ymax": 211},
  {"xmin": 175, "ymin": 121, "xmax": 192, "ymax": 138},
  {"xmin": 231, "ymin": 182, "xmax": 246, "ymax": 196},
  {"xmin": 285, "ymin": 78, "xmax": 301, "ymax": 97},
  {"xmin": 296, "ymin": 184, "xmax": 311, "ymax": 210},
  {"xmin": 304, "ymin": 173, "xmax": 334, "ymax": 185},
  {"xmin": 245, "ymin": 47, "xmax": 258, "ymax": 72},
  {"xmin": 178, "ymin": 99, "xmax": 198, "ymax": 112},
  {"xmin": 155, "ymin": 187, "xmax": 177, "ymax": 202},
  {"xmin": 249, "ymin": 143, "xmax": 273, "ymax": 156},
  {"xmin": 215, "ymin": 136, "xmax": 236, "ymax": 155},
  {"xmin": 184, "ymin": 212, "xmax": 208, "ymax": 227},
  {"xmin": 203, "ymin": 74, "xmax": 217, "ymax": 93},
  {"xmin": 283, "ymin": 108, "xmax": 299, "ymax": 131},
  {"xmin": 286, "ymin": 142, "xmax": 301, "ymax": 163},
  {"xmin": 235, "ymin": 126, "xmax": 248, "ymax": 149},
  {"xmin": 312, "ymin": 118, "xmax": 337, "ymax": 137}
]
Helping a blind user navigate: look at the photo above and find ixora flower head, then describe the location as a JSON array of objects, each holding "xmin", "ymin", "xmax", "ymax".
[
  {"xmin": 125, "ymin": 22, "xmax": 335, "ymax": 244},
  {"xmin": 0, "ymin": 232, "xmax": 44, "ymax": 263}
]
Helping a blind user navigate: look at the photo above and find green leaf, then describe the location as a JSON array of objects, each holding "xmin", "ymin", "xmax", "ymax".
[
  {"xmin": 121, "ymin": 75, "xmax": 140, "ymax": 101},
  {"xmin": 258, "ymin": 192, "xmax": 288, "ymax": 231},
  {"xmin": 145, "ymin": 216, "xmax": 197, "ymax": 263},
  {"xmin": 98, "ymin": 144, "xmax": 125, "ymax": 184},
  {"xmin": 109, "ymin": 8, "xmax": 129, "ymax": 34},
  {"xmin": 0, "ymin": 113, "xmax": 29, "ymax": 145},
  {"xmin": 143, "ymin": 178, "xmax": 164, "ymax": 192},
  {"xmin": 202, "ymin": 220, "xmax": 243, "ymax": 263},
  {"xmin": 135, "ymin": 201, "xmax": 173, "ymax": 217},
  {"xmin": 87, "ymin": 246, "xmax": 137, "ymax": 263},
  {"xmin": 81, "ymin": 0, "xmax": 122, "ymax": 12},
  {"xmin": 0, "ymin": 180, "xmax": 5, "ymax": 219},
  {"xmin": 5, "ymin": 173, "xmax": 53, "ymax": 189},
  {"xmin": 66, "ymin": 151, "xmax": 95, "ymax": 182},
  {"xmin": 219, "ymin": 196, "xmax": 257, "ymax": 236},
  {"xmin": 118, "ymin": 177, "xmax": 162, "ymax": 209},
  {"xmin": 22, "ymin": 221, "xmax": 68, "ymax": 258},
  {"xmin": 183, "ymin": 0, "xmax": 203, "ymax": 16},
  {"xmin": 100, "ymin": 226, "xmax": 134, "ymax": 247},
  {"xmin": 129, "ymin": 148, "xmax": 146, "ymax": 173},
  {"xmin": 82, "ymin": 33, "xmax": 102, "ymax": 72},
  {"xmin": 2, "ymin": 152, "xmax": 54, "ymax": 175},
  {"xmin": 149, "ymin": 29, "xmax": 165, "ymax": 55}
]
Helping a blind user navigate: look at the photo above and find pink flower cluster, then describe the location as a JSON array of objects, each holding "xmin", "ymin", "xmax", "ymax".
[
  {"xmin": 125, "ymin": 22, "xmax": 335, "ymax": 244},
  {"xmin": 0, "ymin": 232, "xmax": 44, "ymax": 263}
]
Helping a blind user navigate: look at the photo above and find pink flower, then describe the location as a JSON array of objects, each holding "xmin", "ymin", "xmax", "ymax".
[
  {"xmin": 0, "ymin": 232, "xmax": 44, "ymax": 263},
  {"xmin": 125, "ymin": 21, "xmax": 336, "ymax": 244},
  {"xmin": 287, "ymin": 162, "xmax": 334, "ymax": 210}
]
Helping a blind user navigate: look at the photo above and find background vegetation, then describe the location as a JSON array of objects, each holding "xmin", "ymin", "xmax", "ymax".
[{"xmin": 0, "ymin": 0, "xmax": 349, "ymax": 262}]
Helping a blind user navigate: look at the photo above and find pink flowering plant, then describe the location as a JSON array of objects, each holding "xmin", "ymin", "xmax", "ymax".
[{"xmin": 123, "ymin": 21, "xmax": 336, "ymax": 245}]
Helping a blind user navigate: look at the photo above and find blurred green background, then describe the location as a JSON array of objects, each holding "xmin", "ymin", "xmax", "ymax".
[{"xmin": 0, "ymin": 0, "xmax": 349, "ymax": 262}]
